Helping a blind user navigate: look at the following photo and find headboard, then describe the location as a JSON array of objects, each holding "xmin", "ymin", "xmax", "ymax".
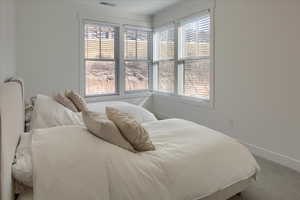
[{"xmin": 0, "ymin": 81, "xmax": 24, "ymax": 200}]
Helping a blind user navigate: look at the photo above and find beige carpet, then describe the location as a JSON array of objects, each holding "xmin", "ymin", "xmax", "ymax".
[{"xmin": 228, "ymin": 156, "xmax": 300, "ymax": 200}]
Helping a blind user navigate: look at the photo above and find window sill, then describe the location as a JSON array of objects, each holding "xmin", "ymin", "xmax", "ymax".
[
  {"xmin": 85, "ymin": 91, "xmax": 152, "ymax": 103},
  {"xmin": 152, "ymin": 92, "xmax": 214, "ymax": 109}
]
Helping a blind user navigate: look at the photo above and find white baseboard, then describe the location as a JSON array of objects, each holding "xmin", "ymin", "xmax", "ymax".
[{"xmin": 243, "ymin": 142, "xmax": 300, "ymax": 173}]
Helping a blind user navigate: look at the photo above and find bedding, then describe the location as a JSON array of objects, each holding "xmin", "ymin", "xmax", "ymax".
[
  {"xmin": 30, "ymin": 95, "xmax": 155, "ymax": 130},
  {"xmin": 106, "ymin": 107, "xmax": 155, "ymax": 152},
  {"xmin": 54, "ymin": 93, "xmax": 79, "ymax": 112},
  {"xmin": 65, "ymin": 90, "xmax": 88, "ymax": 112},
  {"xmin": 17, "ymin": 177, "xmax": 254, "ymax": 200},
  {"xmin": 30, "ymin": 95, "xmax": 84, "ymax": 130},
  {"xmin": 12, "ymin": 132, "xmax": 33, "ymax": 187},
  {"xmin": 82, "ymin": 110, "xmax": 136, "ymax": 152},
  {"xmin": 88, "ymin": 101, "xmax": 157, "ymax": 123},
  {"xmin": 31, "ymin": 119, "xmax": 259, "ymax": 200}
]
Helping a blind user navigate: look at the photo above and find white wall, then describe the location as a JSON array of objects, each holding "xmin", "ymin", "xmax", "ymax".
[
  {"xmin": 152, "ymin": 0, "xmax": 300, "ymax": 171},
  {"xmin": 16, "ymin": 0, "xmax": 151, "ymax": 100},
  {"xmin": 0, "ymin": 0, "xmax": 16, "ymax": 82}
]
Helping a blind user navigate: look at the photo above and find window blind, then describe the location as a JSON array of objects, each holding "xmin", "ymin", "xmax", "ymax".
[
  {"xmin": 125, "ymin": 29, "xmax": 149, "ymax": 60},
  {"xmin": 84, "ymin": 23, "xmax": 117, "ymax": 96},
  {"xmin": 180, "ymin": 11, "xmax": 211, "ymax": 99},
  {"xmin": 85, "ymin": 24, "xmax": 115, "ymax": 59},
  {"xmin": 154, "ymin": 25, "xmax": 176, "ymax": 93},
  {"xmin": 157, "ymin": 28, "xmax": 175, "ymax": 60},
  {"xmin": 181, "ymin": 13, "xmax": 210, "ymax": 58},
  {"xmin": 124, "ymin": 28, "xmax": 151, "ymax": 91}
]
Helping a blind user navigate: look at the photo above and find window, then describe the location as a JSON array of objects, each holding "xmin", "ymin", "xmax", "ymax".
[
  {"xmin": 179, "ymin": 12, "xmax": 211, "ymax": 100},
  {"xmin": 124, "ymin": 28, "xmax": 151, "ymax": 91},
  {"xmin": 153, "ymin": 10, "xmax": 213, "ymax": 102},
  {"xmin": 84, "ymin": 23, "xmax": 118, "ymax": 96},
  {"xmin": 153, "ymin": 26, "xmax": 176, "ymax": 93}
]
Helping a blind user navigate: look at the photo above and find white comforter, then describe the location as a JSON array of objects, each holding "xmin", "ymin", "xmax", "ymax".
[{"xmin": 32, "ymin": 119, "xmax": 259, "ymax": 200}]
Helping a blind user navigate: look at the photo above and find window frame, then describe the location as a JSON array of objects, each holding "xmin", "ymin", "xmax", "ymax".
[
  {"xmin": 123, "ymin": 26, "xmax": 153, "ymax": 93},
  {"xmin": 178, "ymin": 10, "xmax": 211, "ymax": 101},
  {"xmin": 80, "ymin": 20, "xmax": 153, "ymax": 98},
  {"xmin": 81, "ymin": 20, "xmax": 120, "ymax": 97},
  {"xmin": 153, "ymin": 24, "xmax": 177, "ymax": 94},
  {"xmin": 153, "ymin": 9, "xmax": 215, "ymax": 108}
]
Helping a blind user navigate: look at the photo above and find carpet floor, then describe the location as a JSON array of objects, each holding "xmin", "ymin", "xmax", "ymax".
[{"xmin": 229, "ymin": 156, "xmax": 300, "ymax": 200}]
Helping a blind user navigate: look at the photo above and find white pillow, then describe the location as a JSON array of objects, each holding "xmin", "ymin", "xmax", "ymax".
[
  {"xmin": 87, "ymin": 101, "xmax": 157, "ymax": 123},
  {"xmin": 12, "ymin": 132, "xmax": 33, "ymax": 187},
  {"xmin": 30, "ymin": 95, "xmax": 84, "ymax": 130}
]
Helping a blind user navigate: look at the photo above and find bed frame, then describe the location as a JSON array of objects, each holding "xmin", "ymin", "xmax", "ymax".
[
  {"xmin": 0, "ymin": 81, "xmax": 24, "ymax": 200},
  {"xmin": 0, "ymin": 80, "xmax": 253, "ymax": 200}
]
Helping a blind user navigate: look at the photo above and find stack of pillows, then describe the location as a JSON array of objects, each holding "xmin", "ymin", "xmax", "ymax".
[
  {"xmin": 54, "ymin": 91, "xmax": 155, "ymax": 153},
  {"xmin": 54, "ymin": 90, "xmax": 88, "ymax": 113}
]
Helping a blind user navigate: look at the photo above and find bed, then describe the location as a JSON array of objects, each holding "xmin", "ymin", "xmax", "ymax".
[{"xmin": 0, "ymin": 81, "xmax": 259, "ymax": 200}]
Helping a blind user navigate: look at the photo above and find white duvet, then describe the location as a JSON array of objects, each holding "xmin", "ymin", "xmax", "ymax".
[{"xmin": 31, "ymin": 119, "xmax": 259, "ymax": 200}]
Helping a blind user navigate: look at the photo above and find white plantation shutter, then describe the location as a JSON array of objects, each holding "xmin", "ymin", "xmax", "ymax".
[
  {"xmin": 85, "ymin": 24, "xmax": 115, "ymax": 59},
  {"xmin": 85, "ymin": 24, "xmax": 100, "ymax": 59},
  {"xmin": 125, "ymin": 30, "xmax": 137, "ymax": 59},
  {"xmin": 181, "ymin": 12, "xmax": 210, "ymax": 58},
  {"xmin": 124, "ymin": 27, "xmax": 151, "ymax": 91},
  {"xmin": 125, "ymin": 29, "xmax": 150, "ymax": 60},
  {"xmin": 180, "ymin": 11, "xmax": 211, "ymax": 99},
  {"xmin": 137, "ymin": 31, "xmax": 148, "ymax": 59},
  {"xmin": 154, "ymin": 25, "xmax": 176, "ymax": 93},
  {"xmin": 84, "ymin": 23, "xmax": 117, "ymax": 96},
  {"xmin": 155, "ymin": 27, "xmax": 175, "ymax": 60}
]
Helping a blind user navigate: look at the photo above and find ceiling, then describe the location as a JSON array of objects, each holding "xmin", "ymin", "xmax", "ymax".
[{"xmin": 72, "ymin": 0, "xmax": 183, "ymax": 16}]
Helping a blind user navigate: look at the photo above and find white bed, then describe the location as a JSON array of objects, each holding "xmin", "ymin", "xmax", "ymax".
[{"xmin": 0, "ymin": 81, "xmax": 259, "ymax": 200}]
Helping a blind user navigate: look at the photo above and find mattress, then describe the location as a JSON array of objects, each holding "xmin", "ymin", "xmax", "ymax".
[{"xmin": 17, "ymin": 176, "xmax": 254, "ymax": 200}]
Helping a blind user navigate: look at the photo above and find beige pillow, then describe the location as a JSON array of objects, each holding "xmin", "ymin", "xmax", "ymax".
[
  {"xmin": 54, "ymin": 93, "xmax": 78, "ymax": 112},
  {"xmin": 66, "ymin": 91, "xmax": 88, "ymax": 112},
  {"xmin": 106, "ymin": 107, "xmax": 155, "ymax": 152},
  {"xmin": 82, "ymin": 111, "xmax": 136, "ymax": 153}
]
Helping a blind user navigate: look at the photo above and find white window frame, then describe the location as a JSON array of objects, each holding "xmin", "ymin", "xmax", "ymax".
[
  {"xmin": 124, "ymin": 26, "xmax": 153, "ymax": 94},
  {"xmin": 80, "ymin": 20, "xmax": 120, "ymax": 97},
  {"xmin": 153, "ymin": 9, "xmax": 215, "ymax": 108},
  {"xmin": 80, "ymin": 19, "xmax": 153, "ymax": 101},
  {"xmin": 153, "ymin": 24, "xmax": 177, "ymax": 94}
]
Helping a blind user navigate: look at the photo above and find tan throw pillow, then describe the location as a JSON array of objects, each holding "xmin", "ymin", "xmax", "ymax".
[
  {"xmin": 106, "ymin": 107, "xmax": 155, "ymax": 152},
  {"xmin": 66, "ymin": 90, "xmax": 88, "ymax": 112},
  {"xmin": 54, "ymin": 93, "xmax": 78, "ymax": 112},
  {"xmin": 82, "ymin": 111, "xmax": 136, "ymax": 153}
]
